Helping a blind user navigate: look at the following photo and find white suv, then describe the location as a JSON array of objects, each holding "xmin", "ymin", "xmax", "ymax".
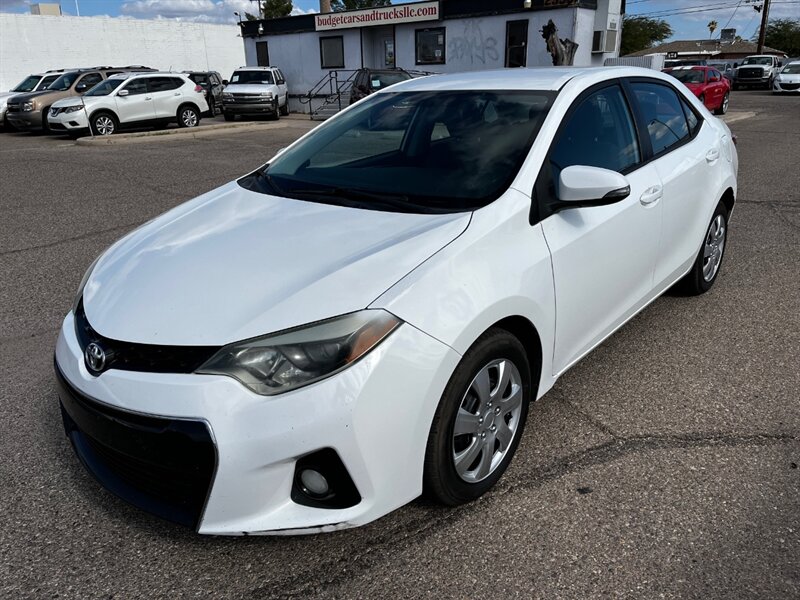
[
  {"xmin": 47, "ymin": 72, "xmax": 209, "ymax": 137},
  {"xmin": 222, "ymin": 66, "xmax": 288, "ymax": 121}
]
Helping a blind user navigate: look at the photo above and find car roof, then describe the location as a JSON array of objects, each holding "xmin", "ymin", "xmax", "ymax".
[
  {"xmin": 668, "ymin": 66, "xmax": 710, "ymax": 71},
  {"xmin": 107, "ymin": 72, "xmax": 189, "ymax": 80},
  {"xmin": 233, "ymin": 66, "xmax": 277, "ymax": 71},
  {"xmin": 385, "ymin": 67, "xmax": 668, "ymax": 93}
]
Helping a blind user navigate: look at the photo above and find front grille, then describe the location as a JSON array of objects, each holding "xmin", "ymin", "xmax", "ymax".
[
  {"xmin": 779, "ymin": 82, "xmax": 800, "ymax": 91},
  {"xmin": 6, "ymin": 102, "xmax": 20, "ymax": 113},
  {"xmin": 738, "ymin": 67, "xmax": 765, "ymax": 79},
  {"xmin": 227, "ymin": 93, "xmax": 271, "ymax": 103},
  {"xmin": 74, "ymin": 299, "xmax": 220, "ymax": 374},
  {"xmin": 49, "ymin": 123, "xmax": 66, "ymax": 130},
  {"xmin": 56, "ymin": 364, "xmax": 217, "ymax": 529}
]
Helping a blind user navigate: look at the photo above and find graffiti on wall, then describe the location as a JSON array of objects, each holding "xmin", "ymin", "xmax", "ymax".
[{"xmin": 448, "ymin": 20, "xmax": 499, "ymax": 65}]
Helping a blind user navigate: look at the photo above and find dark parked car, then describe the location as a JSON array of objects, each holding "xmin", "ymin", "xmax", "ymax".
[
  {"xmin": 349, "ymin": 68, "xmax": 414, "ymax": 104},
  {"xmin": 707, "ymin": 61, "xmax": 736, "ymax": 84},
  {"xmin": 185, "ymin": 71, "xmax": 224, "ymax": 115}
]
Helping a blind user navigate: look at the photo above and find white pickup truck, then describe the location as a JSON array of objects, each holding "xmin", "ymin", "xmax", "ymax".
[{"xmin": 732, "ymin": 55, "xmax": 782, "ymax": 90}]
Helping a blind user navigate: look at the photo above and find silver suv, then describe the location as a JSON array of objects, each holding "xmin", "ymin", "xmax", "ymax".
[{"xmin": 222, "ymin": 67, "xmax": 289, "ymax": 121}]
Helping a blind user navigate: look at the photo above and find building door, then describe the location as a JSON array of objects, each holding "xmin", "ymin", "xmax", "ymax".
[
  {"xmin": 505, "ymin": 20, "xmax": 528, "ymax": 68},
  {"xmin": 256, "ymin": 41, "xmax": 270, "ymax": 67},
  {"xmin": 362, "ymin": 26, "xmax": 395, "ymax": 68}
]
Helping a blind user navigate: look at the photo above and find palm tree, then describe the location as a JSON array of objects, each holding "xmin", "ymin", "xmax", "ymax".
[{"xmin": 708, "ymin": 20, "xmax": 718, "ymax": 38}]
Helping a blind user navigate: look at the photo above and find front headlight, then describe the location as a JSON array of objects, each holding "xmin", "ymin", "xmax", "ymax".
[
  {"xmin": 64, "ymin": 105, "xmax": 83, "ymax": 113},
  {"xmin": 197, "ymin": 310, "xmax": 402, "ymax": 395},
  {"xmin": 260, "ymin": 91, "xmax": 273, "ymax": 98},
  {"xmin": 22, "ymin": 102, "xmax": 34, "ymax": 111},
  {"xmin": 223, "ymin": 92, "xmax": 233, "ymax": 99}
]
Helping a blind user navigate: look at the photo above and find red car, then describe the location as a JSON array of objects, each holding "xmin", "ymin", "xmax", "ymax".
[{"xmin": 663, "ymin": 66, "xmax": 730, "ymax": 115}]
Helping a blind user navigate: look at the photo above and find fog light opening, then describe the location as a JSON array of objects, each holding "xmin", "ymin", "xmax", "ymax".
[{"xmin": 300, "ymin": 469, "xmax": 330, "ymax": 498}]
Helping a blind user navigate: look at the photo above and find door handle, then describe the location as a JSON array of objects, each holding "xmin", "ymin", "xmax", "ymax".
[
  {"xmin": 144, "ymin": 97, "xmax": 152, "ymax": 101},
  {"xmin": 706, "ymin": 148, "xmax": 720, "ymax": 163},
  {"xmin": 174, "ymin": 92, "xmax": 181, "ymax": 96},
  {"xmin": 640, "ymin": 185, "xmax": 663, "ymax": 206}
]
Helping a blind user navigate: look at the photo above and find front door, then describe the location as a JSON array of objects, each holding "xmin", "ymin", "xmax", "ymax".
[
  {"xmin": 115, "ymin": 78, "xmax": 155, "ymax": 123},
  {"xmin": 537, "ymin": 83, "xmax": 663, "ymax": 373}
]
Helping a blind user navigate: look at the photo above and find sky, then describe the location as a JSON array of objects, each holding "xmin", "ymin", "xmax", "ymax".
[{"xmin": 0, "ymin": 0, "xmax": 797, "ymax": 40}]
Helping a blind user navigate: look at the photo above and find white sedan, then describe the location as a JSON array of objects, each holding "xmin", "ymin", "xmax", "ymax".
[{"xmin": 55, "ymin": 67, "xmax": 738, "ymax": 535}]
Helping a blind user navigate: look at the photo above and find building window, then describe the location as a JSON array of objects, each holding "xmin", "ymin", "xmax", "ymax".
[
  {"xmin": 320, "ymin": 36, "xmax": 345, "ymax": 69},
  {"xmin": 256, "ymin": 41, "xmax": 270, "ymax": 67},
  {"xmin": 416, "ymin": 27, "xmax": 445, "ymax": 65}
]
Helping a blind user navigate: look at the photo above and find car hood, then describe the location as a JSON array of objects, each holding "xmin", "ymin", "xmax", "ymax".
[
  {"xmin": 777, "ymin": 73, "xmax": 800, "ymax": 82},
  {"xmin": 11, "ymin": 90, "xmax": 54, "ymax": 102},
  {"xmin": 52, "ymin": 96, "xmax": 95, "ymax": 108},
  {"xmin": 224, "ymin": 83, "xmax": 279, "ymax": 94},
  {"xmin": 683, "ymin": 82, "xmax": 705, "ymax": 93},
  {"xmin": 83, "ymin": 181, "xmax": 471, "ymax": 346}
]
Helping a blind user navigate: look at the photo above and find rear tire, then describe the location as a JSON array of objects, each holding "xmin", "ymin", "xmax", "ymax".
[
  {"xmin": 280, "ymin": 98, "xmax": 289, "ymax": 116},
  {"xmin": 177, "ymin": 105, "xmax": 200, "ymax": 128},
  {"xmin": 41, "ymin": 106, "xmax": 52, "ymax": 133},
  {"xmin": 676, "ymin": 202, "xmax": 729, "ymax": 295},
  {"xmin": 424, "ymin": 329, "xmax": 532, "ymax": 506},
  {"xmin": 714, "ymin": 92, "xmax": 729, "ymax": 115}
]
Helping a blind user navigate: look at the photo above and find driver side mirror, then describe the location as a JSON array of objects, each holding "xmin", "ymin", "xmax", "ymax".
[
  {"xmin": 557, "ymin": 166, "xmax": 631, "ymax": 208},
  {"xmin": 117, "ymin": 89, "xmax": 129, "ymax": 97},
  {"xmin": 75, "ymin": 84, "xmax": 88, "ymax": 92},
  {"xmin": 222, "ymin": 79, "xmax": 229, "ymax": 85}
]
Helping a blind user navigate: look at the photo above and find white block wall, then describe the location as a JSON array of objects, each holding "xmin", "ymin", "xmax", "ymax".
[{"xmin": 0, "ymin": 14, "xmax": 244, "ymax": 91}]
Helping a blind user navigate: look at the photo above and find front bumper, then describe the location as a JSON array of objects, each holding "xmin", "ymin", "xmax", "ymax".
[
  {"xmin": 222, "ymin": 100, "xmax": 278, "ymax": 116},
  {"xmin": 772, "ymin": 81, "xmax": 800, "ymax": 93},
  {"xmin": 6, "ymin": 109, "xmax": 44, "ymax": 130},
  {"xmin": 48, "ymin": 109, "xmax": 89, "ymax": 132},
  {"xmin": 55, "ymin": 311, "xmax": 460, "ymax": 535}
]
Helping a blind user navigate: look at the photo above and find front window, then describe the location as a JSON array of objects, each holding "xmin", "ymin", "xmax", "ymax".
[
  {"xmin": 742, "ymin": 57, "xmax": 773, "ymax": 65},
  {"xmin": 12, "ymin": 75, "xmax": 42, "ymax": 92},
  {"xmin": 230, "ymin": 70, "xmax": 274, "ymax": 84},
  {"xmin": 669, "ymin": 69, "xmax": 706, "ymax": 84},
  {"xmin": 47, "ymin": 72, "xmax": 80, "ymax": 91},
  {"xmin": 416, "ymin": 28, "xmax": 446, "ymax": 65},
  {"xmin": 84, "ymin": 79, "xmax": 125, "ymax": 96},
  {"xmin": 241, "ymin": 90, "xmax": 555, "ymax": 212},
  {"xmin": 781, "ymin": 64, "xmax": 800, "ymax": 74}
]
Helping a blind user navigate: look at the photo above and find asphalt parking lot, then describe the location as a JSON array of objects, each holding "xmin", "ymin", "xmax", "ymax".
[{"xmin": 1, "ymin": 90, "xmax": 798, "ymax": 599}]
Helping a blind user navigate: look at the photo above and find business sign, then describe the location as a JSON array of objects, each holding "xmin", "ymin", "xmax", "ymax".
[{"xmin": 315, "ymin": 1, "xmax": 440, "ymax": 31}]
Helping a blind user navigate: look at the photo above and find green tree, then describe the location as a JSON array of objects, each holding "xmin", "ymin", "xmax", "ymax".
[
  {"xmin": 246, "ymin": 0, "xmax": 293, "ymax": 20},
  {"xmin": 620, "ymin": 15, "xmax": 673, "ymax": 56},
  {"xmin": 331, "ymin": 0, "xmax": 391, "ymax": 11},
  {"xmin": 753, "ymin": 18, "xmax": 800, "ymax": 56}
]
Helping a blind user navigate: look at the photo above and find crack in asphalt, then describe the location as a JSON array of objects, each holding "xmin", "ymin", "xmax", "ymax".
[
  {"xmin": 0, "ymin": 221, "xmax": 142, "ymax": 257},
  {"xmin": 249, "ymin": 430, "xmax": 799, "ymax": 599}
]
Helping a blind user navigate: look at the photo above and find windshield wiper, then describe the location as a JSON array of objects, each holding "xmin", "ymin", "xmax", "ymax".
[{"xmin": 287, "ymin": 186, "xmax": 429, "ymax": 213}]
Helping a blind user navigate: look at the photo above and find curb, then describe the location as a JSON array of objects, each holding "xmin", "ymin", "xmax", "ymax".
[{"xmin": 74, "ymin": 120, "xmax": 307, "ymax": 146}]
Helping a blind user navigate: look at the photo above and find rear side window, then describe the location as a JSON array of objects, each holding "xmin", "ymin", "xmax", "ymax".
[
  {"xmin": 148, "ymin": 77, "xmax": 182, "ymax": 92},
  {"xmin": 631, "ymin": 82, "xmax": 689, "ymax": 156},
  {"xmin": 550, "ymin": 84, "xmax": 641, "ymax": 177}
]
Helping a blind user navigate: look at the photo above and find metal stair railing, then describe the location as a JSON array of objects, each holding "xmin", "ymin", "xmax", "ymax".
[{"xmin": 300, "ymin": 70, "xmax": 358, "ymax": 120}]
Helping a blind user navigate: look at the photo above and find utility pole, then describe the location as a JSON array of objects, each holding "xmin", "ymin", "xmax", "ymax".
[{"xmin": 756, "ymin": 0, "xmax": 771, "ymax": 54}]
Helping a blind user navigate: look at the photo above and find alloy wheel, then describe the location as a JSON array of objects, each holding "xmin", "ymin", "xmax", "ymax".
[
  {"xmin": 94, "ymin": 116, "xmax": 114, "ymax": 136},
  {"xmin": 702, "ymin": 214, "xmax": 726, "ymax": 282},
  {"xmin": 452, "ymin": 358, "xmax": 523, "ymax": 483},
  {"xmin": 182, "ymin": 109, "xmax": 198, "ymax": 127},
  {"xmin": 722, "ymin": 93, "xmax": 729, "ymax": 113}
]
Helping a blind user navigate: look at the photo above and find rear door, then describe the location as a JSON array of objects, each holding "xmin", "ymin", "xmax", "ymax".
[
  {"xmin": 115, "ymin": 77, "xmax": 154, "ymax": 123},
  {"xmin": 148, "ymin": 76, "xmax": 183, "ymax": 119},
  {"xmin": 629, "ymin": 80, "xmax": 719, "ymax": 287},
  {"xmin": 538, "ymin": 82, "xmax": 664, "ymax": 373}
]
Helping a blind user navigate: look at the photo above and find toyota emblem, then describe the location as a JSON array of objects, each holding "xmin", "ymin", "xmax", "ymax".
[{"xmin": 85, "ymin": 342, "xmax": 106, "ymax": 373}]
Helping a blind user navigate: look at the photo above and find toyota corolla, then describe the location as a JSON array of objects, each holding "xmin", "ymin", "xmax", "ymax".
[{"xmin": 55, "ymin": 67, "xmax": 738, "ymax": 535}]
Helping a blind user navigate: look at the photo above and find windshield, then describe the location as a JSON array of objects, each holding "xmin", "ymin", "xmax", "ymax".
[
  {"xmin": 670, "ymin": 69, "xmax": 705, "ymax": 84},
  {"xmin": 230, "ymin": 70, "xmax": 274, "ymax": 85},
  {"xmin": 47, "ymin": 72, "xmax": 80, "ymax": 91},
  {"xmin": 782, "ymin": 64, "xmax": 800, "ymax": 74},
  {"xmin": 85, "ymin": 79, "xmax": 124, "ymax": 96},
  {"xmin": 369, "ymin": 72, "xmax": 412, "ymax": 90},
  {"xmin": 742, "ymin": 57, "xmax": 772, "ymax": 65},
  {"xmin": 38, "ymin": 74, "xmax": 60, "ymax": 90},
  {"xmin": 242, "ymin": 90, "xmax": 555, "ymax": 213},
  {"xmin": 12, "ymin": 75, "xmax": 42, "ymax": 92}
]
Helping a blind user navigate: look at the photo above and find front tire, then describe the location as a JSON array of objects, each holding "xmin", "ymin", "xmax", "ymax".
[
  {"xmin": 91, "ymin": 112, "xmax": 117, "ymax": 136},
  {"xmin": 714, "ymin": 92, "xmax": 729, "ymax": 115},
  {"xmin": 178, "ymin": 105, "xmax": 200, "ymax": 128},
  {"xmin": 223, "ymin": 111, "xmax": 235, "ymax": 122},
  {"xmin": 424, "ymin": 329, "xmax": 532, "ymax": 506},
  {"xmin": 676, "ymin": 202, "xmax": 729, "ymax": 295}
]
